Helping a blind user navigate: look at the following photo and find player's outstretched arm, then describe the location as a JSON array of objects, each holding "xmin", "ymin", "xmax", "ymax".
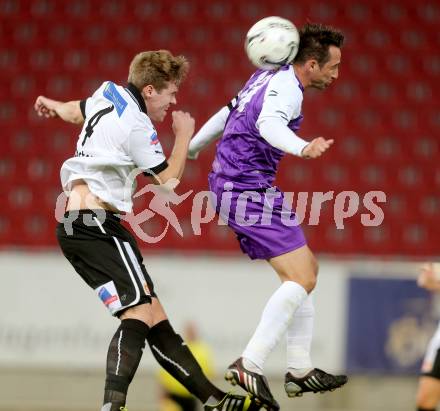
[
  {"xmin": 301, "ymin": 137, "xmax": 334, "ymax": 159},
  {"xmin": 34, "ymin": 96, "xmax": 84, "ymax": 124},
  {"xmin": 188, "ymin": 106, "xmax": 229, "ymax": 159},
  {"xmin": 258, "ymin": 118, "xmax": 334, "ymax": 160}
]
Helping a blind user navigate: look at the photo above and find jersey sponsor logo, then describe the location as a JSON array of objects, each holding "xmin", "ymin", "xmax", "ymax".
[
  {"xmin": 98, "ymin": 286, "xmax": 119, "ymax": 306},
  {"xmin": 103, "ymin": 82, "xmax": 127, "ymax": 117},
  {"xmin": 74, "ymin": 150, "xmax": 91, "ymax": 157},
  {"xmin": 96, "ymin": 281, "xmax": 121, "ymax": 312},
  {"xmin": 150, "ymin": 132, "xmax": 159, "ymax": 145}
]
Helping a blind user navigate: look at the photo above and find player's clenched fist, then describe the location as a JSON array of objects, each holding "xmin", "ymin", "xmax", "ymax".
[
  {"xmin": 34, "ymin": 95, "xmax": 59, "ymax": 118},
  {"xmin": 172, "ymin": 111, "xmax": 195, "ymax": 140},
  {"xmin": 301, "ymin": 137, "xmax": 334, "ymax": 159}
]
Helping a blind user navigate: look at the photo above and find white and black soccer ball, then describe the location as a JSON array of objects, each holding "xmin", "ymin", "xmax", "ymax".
[{"xmin": 245, "ymin": 16, "xmax": 300, "ymax": 71}]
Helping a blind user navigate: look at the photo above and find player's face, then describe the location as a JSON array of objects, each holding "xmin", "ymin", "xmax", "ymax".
[
  {"xmin": 310, "ymin": 46, "xmax": 341, "ymax": 90},
  {"xmin": 144, "ymin": 82, "xmax": 178, "ymax": 122}
]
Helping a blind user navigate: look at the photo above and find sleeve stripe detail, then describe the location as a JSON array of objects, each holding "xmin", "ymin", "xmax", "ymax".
[
  {"xmin": 227, "ymin": 96, "xmax": 238, "ymax": 111},
  {"xmin": 143, "ymin": 160, "xmax": 169, "ymax": 177},
  {"xmin": 79, "ymin": 100, "xmax": 87, "ymax": 119}
]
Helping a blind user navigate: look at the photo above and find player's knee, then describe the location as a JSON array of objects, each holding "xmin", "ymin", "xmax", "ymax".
[
  {"xmin": 293, "ymin": 269, "xmax": 317, "ymax": 293},
  {"xmin": 416, "ymin": 389, "xmax": 437, "ymax": 408},
  {"xmin": 285, "ymin": 265, "xmax": 318, "ymax": 292},
  {"xmin": 304, "ymin": 249, "xmax": 319, "ymax": 275},
  {"xmin": 304, "ymin": 255, "xmax": 318, "ymax": 291},
  {"xmin": 303, "ymin": 274, "xmax": 317, "ymax": 293},
  {"xmin": 120, "ymin": 302, "xmax": 153, "ymax": 327}
]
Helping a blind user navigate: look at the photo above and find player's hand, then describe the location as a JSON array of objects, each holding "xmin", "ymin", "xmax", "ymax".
[
  {"xmin": 417, "ymin": 263, "xmax": 438, "ymax": 290},
  {"xmin": 172, "ymin": 111, "xmax": 195, "ymax": 141},
  {"xmin": 301, "ymin": 137, "xmax": 334, "ymax": 159},
  {"xmin": 34, "ymin": 95, "xmax": 59, "ymax": 118}
]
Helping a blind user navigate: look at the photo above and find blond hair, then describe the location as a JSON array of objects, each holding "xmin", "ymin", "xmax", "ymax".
[{"xmin": 128, "ymin": 50, "xmax": 189, "ymax": 92}]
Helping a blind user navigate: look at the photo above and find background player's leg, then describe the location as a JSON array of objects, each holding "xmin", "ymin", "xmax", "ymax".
[
  {"xmin": 417, "ymin": 329, "xmax": 440, "ymax": 411},
  {"xmin": 416, "ymin": 376, "xmax": 440, "ymax": 411},
  {"xmin": 102, "ymin": 304, "xmax": 153, "ymax": 411}
]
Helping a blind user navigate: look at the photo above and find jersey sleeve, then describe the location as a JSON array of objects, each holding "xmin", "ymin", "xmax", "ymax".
[
  {"xmin": 256, "ymin": 71, "xmax": 308, "ymax": 157},
  {"xmin": 79, "ymin": 81, "xmax": 110, "ymax": 119},
  {"xmin": 188, "ymin": 106, "xmax": 230, "ymax": 159},
  {"xmin": 79, "ymin": 99, "xmax": 89, "ymax": 119},
  {"xmin": 227, "ymin": 95, "xmax": 238, "ymax": 111},
  {"xmin": 257, "ymin": 71, "xmax": 303, "ymax": 126},
  {"xmin": 127, "ymin": 127, "xmax": 168, "ymax": 176}
]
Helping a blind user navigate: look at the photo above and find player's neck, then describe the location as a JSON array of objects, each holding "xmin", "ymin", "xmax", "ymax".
[{"xmin": 293, "ymin": 65, "xmax": 311, "ymax": 89}]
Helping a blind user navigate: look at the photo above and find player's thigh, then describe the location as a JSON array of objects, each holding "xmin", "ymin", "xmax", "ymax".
[
  {"xmin": 150, "ymin": 297, "xmax": 168, "ymax": 326},
  {"xmin": 268, "ymin": 245, "xmax": 318, "ymax": 290},
  {"xmin": 416, "ymin": 376, "xmax": 440, "ymax": 407},
  {"xmin": 120, "ymin": 296, "xmax": 168, "ymax": 326},
  {"xmin": 120, "ymin": 302, "xmax": 153, "ymax": 325}
]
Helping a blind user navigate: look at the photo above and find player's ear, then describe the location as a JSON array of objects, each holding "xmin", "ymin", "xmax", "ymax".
[
  {"xmin": 142, "ymin": 85, "xmax": 155, "ymax": 99},
  {"xmin": 308, "ymin": 59, "xmax": 318, "ymax": 72}
]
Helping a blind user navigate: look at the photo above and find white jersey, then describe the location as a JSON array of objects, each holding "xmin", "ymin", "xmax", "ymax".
[
  {"xmin": 422, "ymin": 319, "xmax": 440, "ymax": 375},
  {"xmin": 60, "ymin": 81, "xmax": 168, "ymax": 213}
]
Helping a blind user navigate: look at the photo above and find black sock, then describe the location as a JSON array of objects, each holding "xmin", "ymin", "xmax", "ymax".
[
  {"xmin": 417, "ymin": 409, "xmax": 435, "ymax": 411},
  {"xmin": 147, "ymin": 320, "xmax": 224, "ymax": 403},
  {"xmin": 103, "ymin": 319, "xmax": 150, "ymax": 411}
]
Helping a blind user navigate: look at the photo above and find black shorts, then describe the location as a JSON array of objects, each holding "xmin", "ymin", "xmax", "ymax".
[
  {"xmin": 56, "ymin": 209, "xmax": 155, "ymax": 316},
  {"xmin": 422, "ymin": 348, "xmax": 440, "ymax": 380}
]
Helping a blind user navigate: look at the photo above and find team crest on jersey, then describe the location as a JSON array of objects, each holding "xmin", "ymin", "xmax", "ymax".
[{"xmin": 150, "ymin": 132, "xmax": 159, "ymax": 145}]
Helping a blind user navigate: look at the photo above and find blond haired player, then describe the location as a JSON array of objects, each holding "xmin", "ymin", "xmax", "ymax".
[{"xmin": 35, "ymin": 50, "xmax": 255, "ymax": 411}]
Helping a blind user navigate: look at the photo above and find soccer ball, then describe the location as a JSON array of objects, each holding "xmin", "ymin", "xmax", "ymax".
[{"xmin": 245, "ymin": 16, "xmax": 300, "ymax": 71}]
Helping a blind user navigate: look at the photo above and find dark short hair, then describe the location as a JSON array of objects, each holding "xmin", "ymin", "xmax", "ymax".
[{"xmin": 294, "ymin": 23, "xmax": 344, "ymax": 67}]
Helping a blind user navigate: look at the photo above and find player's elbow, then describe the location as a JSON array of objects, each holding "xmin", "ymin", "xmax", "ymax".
[
  {"xmin": 69, "ymin": 104, "xmax": 85, "ymax": 124},
  {"xmin": 60, "ymin": 102, "xmax": 84, "ymax": 124},
  {"xmin": 257, "ymin": 117, "xmax": 286, "ymax": 143},
  {"xmin": 70, "ymin": 113, "xmax": 84, "ymax": 125}
]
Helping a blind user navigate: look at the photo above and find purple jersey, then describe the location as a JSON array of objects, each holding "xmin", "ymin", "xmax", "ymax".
[{"xmin": 212, "ymin": 65, "xmax": 304, "ymax": 189}]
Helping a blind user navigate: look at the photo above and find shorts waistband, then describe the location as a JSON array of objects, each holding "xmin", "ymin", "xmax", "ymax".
[{"xmin": 63, "ymin": 209, "xmax": 121, "ymax": 222}]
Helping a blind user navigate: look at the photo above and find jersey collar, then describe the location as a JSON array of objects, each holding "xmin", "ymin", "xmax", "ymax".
[
  {"xmin": 294, "ymin": 73, "xmax": 305, "ymax": 92},
  {"xmin": 126, "ymin": 82, "xmax": 148, "ymax": 114}
]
